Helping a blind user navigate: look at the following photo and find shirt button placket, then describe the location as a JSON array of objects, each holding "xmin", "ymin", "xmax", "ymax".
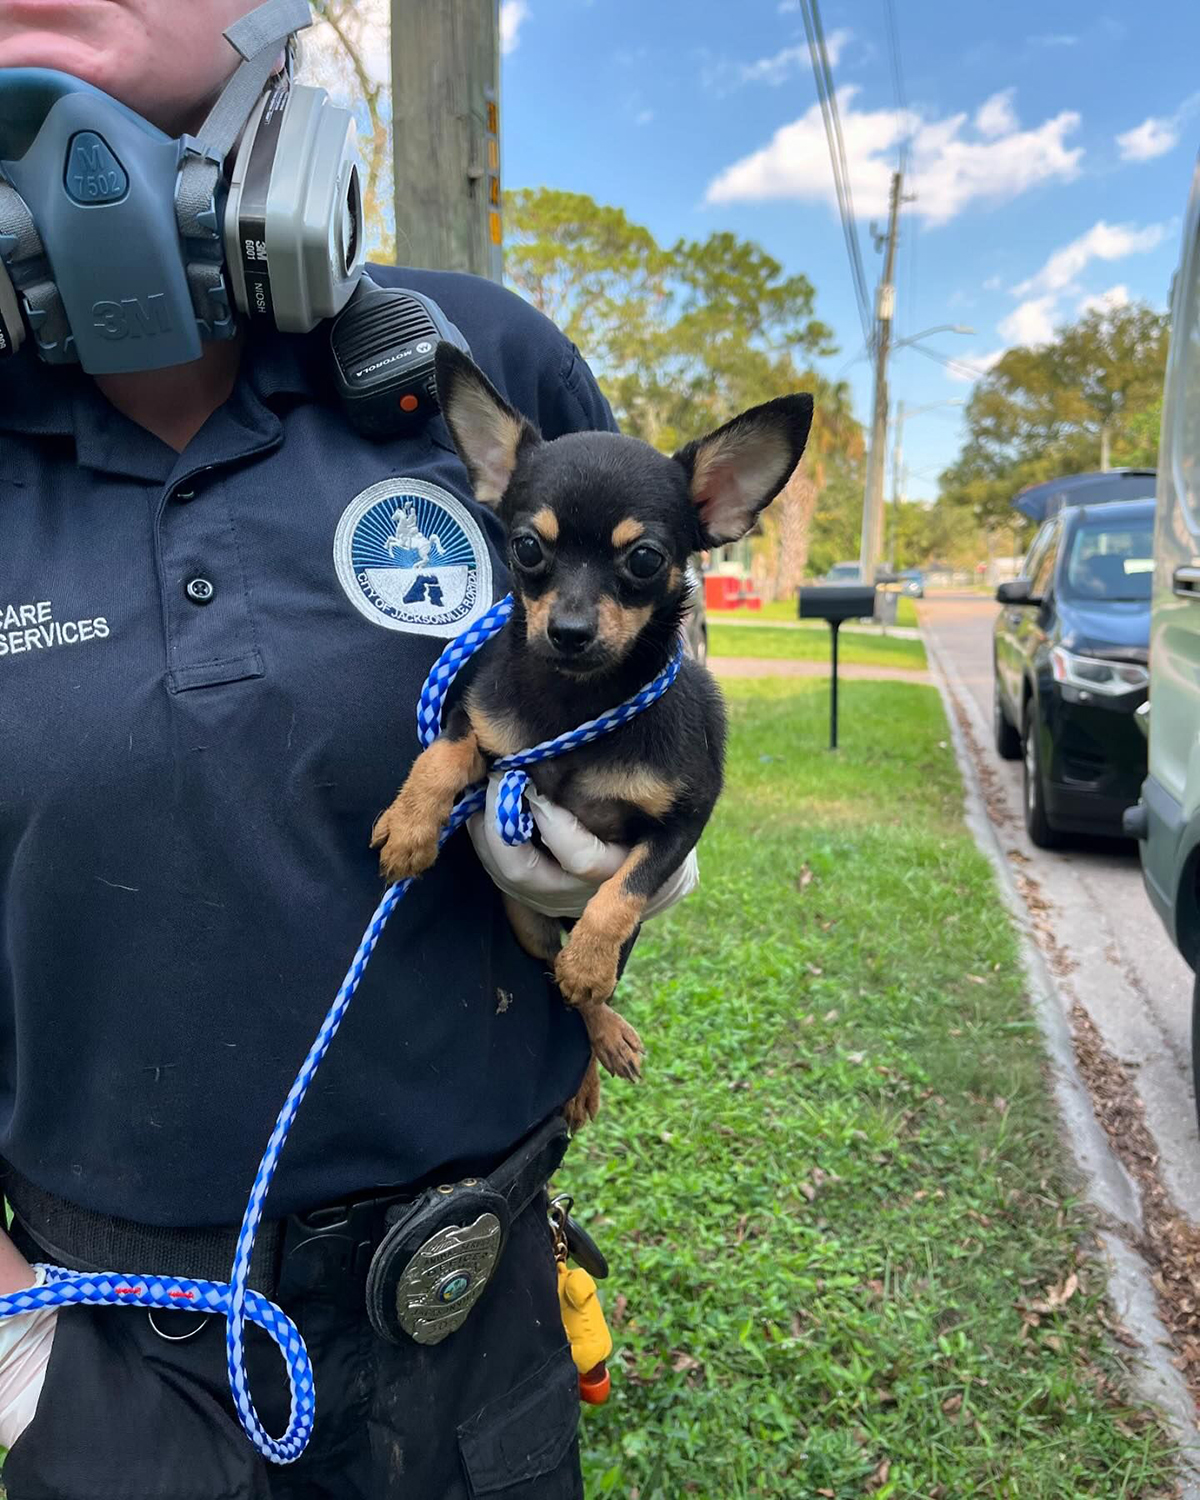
[{"xmin": 159, "ymin": 474, "xmax": 263, "ymax": 692}]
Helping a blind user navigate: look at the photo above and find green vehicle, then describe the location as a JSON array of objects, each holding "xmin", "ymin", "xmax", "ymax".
[{"xmin": 1131, "ymin": 148, "xmax": 1200, "ymax": 1120}]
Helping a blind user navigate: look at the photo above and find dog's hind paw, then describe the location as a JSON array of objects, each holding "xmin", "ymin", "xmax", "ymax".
[
  {"xmin": 563, "ymin": 1058, "xmax": 602, "ymax": 1132},
  {"xmin": 587, "ymin": 1004, "xmax": 644, "ymax": 1082}
]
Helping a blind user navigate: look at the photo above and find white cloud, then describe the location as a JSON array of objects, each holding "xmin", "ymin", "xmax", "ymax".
[
  {"xmin": 999, "ymin": 296, "xmax": 1058, "ymax": 346},
  {"xmin": 982, "ymin": 274, "xmax": 1004, "ymax": 292},
  {"xmin": 1013, "ymin": 220, "xmax": 1167, "ymax": 295},
  {"xmin": 1029, "ymin": 33, "xmax": 1078, "ymax": 47},
  {"xmin": 636, "ymin": 108, "xmax": 655, "ymax": 127},
  {"xmin": 975, "ymin": 89, "xmax": 1016, "ymax": 139},
  {"xmin": 738, "ymin": 44, "xmax": 810, "ymax": 86},
  {"xmin": 778, "ymin": 0, "xmax": 800, "ymax": 10},
  {"xmin": 1122, "ymin": 116, "xmax": 1176, "ymax": 162},
  {"xmin": 500, "ymin": 0, "xmax": 530, "ymax": 55},
  {"xmin": 702, "ymin": 32, "xmax": 850, "ymax": 96},
  {"xmin": 705, "ymin": 87, "xmax": 1082, "ymax": 226},
  {"xmin": 1077, "ymin": 283, "xmax": 1130, "ymax": 317},
  {"xmin": 1116, "ymin": 116, "xmax": 1178, "ymax": 162},
  {"xmin": 1116, "ymin": 92, "xmax": 1200, "ymax": 162}
]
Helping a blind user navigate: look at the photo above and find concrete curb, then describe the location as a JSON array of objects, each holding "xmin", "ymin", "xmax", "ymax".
[{"xmin": 922, "ymin": 625, "xmax": 1200, "ymax": 1491}]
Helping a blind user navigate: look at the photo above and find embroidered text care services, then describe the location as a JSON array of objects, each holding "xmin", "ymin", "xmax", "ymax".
[{"xmin": 0, "ymin": 600, "xmax": 110, "ymax": 658}]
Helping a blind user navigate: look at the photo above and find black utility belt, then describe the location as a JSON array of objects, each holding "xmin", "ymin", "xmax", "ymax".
[{"xmin": 2, "ymin": 1114, "xmax": 574, "ymax": 1347}]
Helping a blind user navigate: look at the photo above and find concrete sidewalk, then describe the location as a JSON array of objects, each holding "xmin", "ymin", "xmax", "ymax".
[
  {"xmin": 709, "ymin": 614, "xmax": 922, "ymax": 640},
  {"xmin": 710, "ymin": 656, "xmax": 930, "ymax": 684}
]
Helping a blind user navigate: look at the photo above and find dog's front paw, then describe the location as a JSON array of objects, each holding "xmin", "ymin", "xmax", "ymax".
[
  {"xmin": 586, "ymin": 1004, "xmax": 644, "ymax": 1082},
  {"xmin": 555, "ymin": 935, "xmax": 620, "ymax": 1010},
  {"xmin": 370, "ymin": 803, "xmax": 440, "ymax": 883}
]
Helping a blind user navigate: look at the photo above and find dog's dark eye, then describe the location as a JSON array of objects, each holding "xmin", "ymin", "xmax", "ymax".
[
  {"xmin": 512, "ymin": 535, "xmax": 545, "ymax": 570},
  {"xmin": 627, "ymin": 544, "xmax": 665, "ymax": 580}
]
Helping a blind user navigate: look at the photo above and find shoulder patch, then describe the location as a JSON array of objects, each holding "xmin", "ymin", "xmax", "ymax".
[{"xmin": 333, "ymin": 479, "xmax": 493, "ymax": 638}]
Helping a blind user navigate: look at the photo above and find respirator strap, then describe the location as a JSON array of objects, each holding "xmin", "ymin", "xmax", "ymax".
[
  {"xmin": 0, "ymin": 181, "xmax": 70, "ymax": 360},
  {"xmin": 175, "ymin": 0, "xmax": 313, "ymax": 337},
  {"xmin": 198, "ymin": 0, "xmax": 313, "ymax": 163}
]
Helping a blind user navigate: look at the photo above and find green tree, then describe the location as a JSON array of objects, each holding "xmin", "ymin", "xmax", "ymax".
[
  {"xmin": 1123, "ymin": 397, "xmax": 1163, "ymax": 469},
  {"xmin": 503, "ymin": 188, "xmax": 668, "ymax": 388},
  {"xmin": 505, "ymin": 188, "xmax": 856, "ymax": 593},
  {"xmin": 504, "ymin": 188, "xmax": 835, "ymax": 449},
  {"xmin": 938, "ymin": 301, "xmax": 1169, "ymax": 529},
  {"xmin": 755, "ymin": 374, "xmax": 864, "ymax": 595}
]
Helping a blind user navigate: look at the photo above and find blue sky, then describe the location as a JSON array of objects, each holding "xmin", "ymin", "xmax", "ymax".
[{"xmin": 493, "ymin": 0, "xmax": 1200, "ymax": 501}]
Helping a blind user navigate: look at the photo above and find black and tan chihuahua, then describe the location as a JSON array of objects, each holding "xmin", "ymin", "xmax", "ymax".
[{"xmin": 373, "ymin": 343, "xmax": 813, "ymax": 1124}]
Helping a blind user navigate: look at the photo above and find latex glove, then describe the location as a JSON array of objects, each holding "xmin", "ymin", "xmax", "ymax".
[
  {"xmin": 466, "ymin": 776, "xmax": 699, "ymax": 920},
  {"xmin": 0, "ymin": 1267, "xmax": 57, "ymax": 1450}
]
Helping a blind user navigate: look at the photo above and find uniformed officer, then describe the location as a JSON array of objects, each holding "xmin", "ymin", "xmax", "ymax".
[{"xmin": 0, "ymin": 2, "xmax": 695, "ymax": 1494}]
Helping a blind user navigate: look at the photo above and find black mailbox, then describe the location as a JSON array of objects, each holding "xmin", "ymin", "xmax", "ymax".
[
  {"xmin": 796, "ymin": 584, "xmax": 879, "ymax": 750},
  {"xmin": 797, "ymin": 584, "xmax": 877, "ymax": 623}
]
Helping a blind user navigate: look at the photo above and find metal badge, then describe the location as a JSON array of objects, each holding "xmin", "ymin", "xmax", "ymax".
[{"xmin": 394, "ymin": 1212, "xmax": 504, "ymax": 1345}]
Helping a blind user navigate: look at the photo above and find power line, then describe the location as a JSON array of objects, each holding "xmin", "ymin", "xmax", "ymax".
[
  {"xmin": 834, "ymin": 340, "xmax": 869, "ymax": 381},
  {"xmin": 882, "ymin": 0, "xmax": 910, "ymax": 172},
  {"xmin": 799, "ymin": 0, "xmax": 873, "ymax": 351},
  {"xmin": 883, "ymin": 0, "xmax": 918, "ymax": 349},
  {"xmin": 903, "ymin": 340, "xmax": 986, "ymax": 384}
]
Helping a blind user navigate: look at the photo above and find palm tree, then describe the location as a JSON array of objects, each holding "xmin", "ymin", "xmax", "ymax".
[{"xmin": 753, "ymin": 375, "xmax": 864, "ymax": 600}]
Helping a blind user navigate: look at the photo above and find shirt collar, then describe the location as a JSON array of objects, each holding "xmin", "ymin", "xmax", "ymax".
[{"xmin": 0, "ymin": 326, "xmax": 325, "ymax": 477}]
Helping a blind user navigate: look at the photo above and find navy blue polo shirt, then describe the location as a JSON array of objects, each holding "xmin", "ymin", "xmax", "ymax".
[{"xmin": 0, "ymin": 266, "xmax": 614, "ymax": 1226}]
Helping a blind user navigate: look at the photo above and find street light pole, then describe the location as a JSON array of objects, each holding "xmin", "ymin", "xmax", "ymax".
[
  {"xmin": 886, "ymin": 397, "xmax": 964, "ymax": 571},
  {"xmin": 892, "ymin": 324, "xmax": 974, "ymax": 350}
]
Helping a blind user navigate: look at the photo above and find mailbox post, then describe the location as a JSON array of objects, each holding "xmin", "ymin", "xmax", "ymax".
[{"xmin": 796, "ymin": 585, "xmax": 878, "ymax": 749}]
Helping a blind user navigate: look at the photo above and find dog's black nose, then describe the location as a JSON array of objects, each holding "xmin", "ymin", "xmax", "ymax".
[{"xmin": 548, "ymin": 617, "xmax": 595, "ymax": 655}]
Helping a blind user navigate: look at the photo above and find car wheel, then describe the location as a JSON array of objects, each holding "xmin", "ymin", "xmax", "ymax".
[
  {"xmin": 1022, "ymin": 705, "xmax": 1061, "ymax": 849},
  {"xmin": 993, "ymin": 674, "xmax": 1022, "ymax": 760}
]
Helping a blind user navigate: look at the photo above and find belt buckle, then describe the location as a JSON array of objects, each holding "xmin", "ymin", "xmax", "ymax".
[{"xmin": 278, "ymin": 1193, "xmax": 396, "ymax": 1307}]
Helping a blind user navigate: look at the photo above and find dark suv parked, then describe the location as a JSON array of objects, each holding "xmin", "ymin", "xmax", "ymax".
[{"xmin": 993, "ymin": 497, "xmax": 1153, "ymax": 846}]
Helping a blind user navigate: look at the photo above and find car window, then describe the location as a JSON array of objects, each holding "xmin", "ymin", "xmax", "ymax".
[
  {"xmin": 1060, "ymin": 517, "xmax": 1154, "ymax": 601},
  {"xmin": 1021, "ymin": 521, "xmax": 1055, "ymax": 583},
  {"xmin": 1031, "ymin": 523, "xmax": 1060, "ymax": 597}
]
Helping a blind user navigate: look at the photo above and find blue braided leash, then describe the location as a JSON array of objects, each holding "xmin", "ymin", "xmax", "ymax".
[{"xmin": 0, "ymin": 593, "xmax": 682, "ymax": 1464}]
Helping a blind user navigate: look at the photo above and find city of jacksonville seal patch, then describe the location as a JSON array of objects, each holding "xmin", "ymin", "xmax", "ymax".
[{"xmin": 333, "ymin": 479, "xmax": 493, "ymax": 638}]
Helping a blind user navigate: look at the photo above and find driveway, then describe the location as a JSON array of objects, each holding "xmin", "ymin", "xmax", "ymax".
[{"xmin": 919, "ymin": 592, "xmax": 1200, "ymax": 1220}]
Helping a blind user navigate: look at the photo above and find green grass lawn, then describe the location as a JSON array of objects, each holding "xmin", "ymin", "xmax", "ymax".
[
  {"xmin": 722, "ymin": 596, "xmax": 921, "ymax": 628},
  {"xmin": 708, "ymin": 623, "xmax": 927, "ymax": 672},
  {"xmin": 571, "ymin": 677, "xmax": 1172, "ymax": 1498}
]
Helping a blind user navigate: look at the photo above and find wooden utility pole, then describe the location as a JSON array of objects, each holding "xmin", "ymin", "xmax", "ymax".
[
  {"xmin": 389, "ymin": 0, "xmax": 502, "ymax": 280},
  {"xmin": 858, "ymin": 170, "xmax": 902, "ymax": 583},
  {"xmin": 888, "ymin": 398, "xmax": 905, "ymax": 571}
]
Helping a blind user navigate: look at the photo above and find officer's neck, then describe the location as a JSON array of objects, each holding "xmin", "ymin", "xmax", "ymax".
[{"xmin": 92, "ymin": 335, "xmax": 245, "ymax": 453}]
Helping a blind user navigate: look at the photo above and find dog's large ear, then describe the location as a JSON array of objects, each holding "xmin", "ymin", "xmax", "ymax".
[
  {"xmin": 674, "ymin": 394, "xmax": 814, "ymax": 546},
  {"xmin": 435, "ymin": 342, "xmax": 541, "ymax": 505}
]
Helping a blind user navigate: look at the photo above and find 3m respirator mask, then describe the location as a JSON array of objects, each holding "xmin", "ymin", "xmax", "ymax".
[{"xmin": 0, "ymin": 0, "xmax": 365, "ymax": 375}]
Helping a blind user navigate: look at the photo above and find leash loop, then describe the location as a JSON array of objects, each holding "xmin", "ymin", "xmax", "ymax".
[{"xmin": 3, "ymin": 592, "xmax": 679, "ymax": 1464}]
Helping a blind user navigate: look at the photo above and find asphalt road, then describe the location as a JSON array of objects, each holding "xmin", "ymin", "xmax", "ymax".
[{"xmin": 919, "ymin": 592, "xmax": 1200, "ymax": 1220}]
